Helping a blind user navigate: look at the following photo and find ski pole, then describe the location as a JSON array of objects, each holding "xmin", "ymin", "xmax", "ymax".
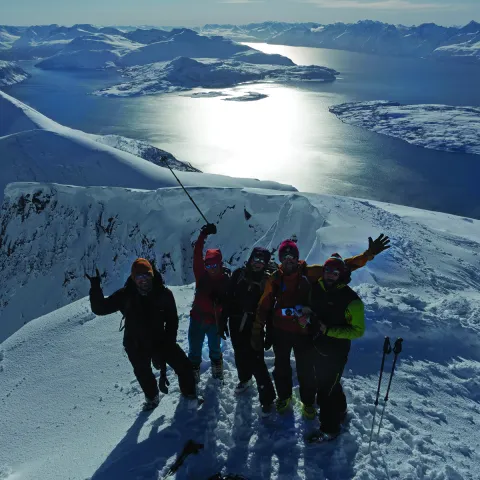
[
  {"xmin": 368, "ymin": 336, "xmax": 392, "ymax": 453},
  {"xmin": 160, "ymin": 155, "xmax": 209, "ymax": 224},
  {"xmin": 376, "ymin": 338, "xmax": 403, "ymax": 440}
]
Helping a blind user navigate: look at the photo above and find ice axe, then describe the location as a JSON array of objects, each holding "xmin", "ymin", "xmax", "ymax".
[
  {"xmin": 162, "ymin": 439, "xmax": 204, "ymax": 479},
  {"xmin": 160, "ymin": 155, "xmax": 209, "ymax": 224}
]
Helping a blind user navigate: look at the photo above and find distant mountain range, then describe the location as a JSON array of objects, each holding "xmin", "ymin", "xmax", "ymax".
[
  {"xmin": 196, "ymin": 20, "xmax": 480, "ymax": 63},
  {"xmin": 0, "ymin": 20, "xmax": 478, "ymax": 66}
]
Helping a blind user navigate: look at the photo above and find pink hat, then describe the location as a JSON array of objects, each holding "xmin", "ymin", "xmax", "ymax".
[{"xmin": 278, "ymin": 240, "xmax": 299, "ymax": 260}]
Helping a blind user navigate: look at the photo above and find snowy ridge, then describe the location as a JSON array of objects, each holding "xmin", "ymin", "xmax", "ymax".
[
  {"xmin": 0, "ymin": 91, "xmax": 293, "ymax": 196},
  {"xmin": 0, "ymin": 60, "xmax": 29, "ymax": 86},
  {"xmin": 329, "ymin": 101, "xmax": 480, "ymax": 155},
  {"xmin": 1, "ymin": 182, "xmax": 480, "ymax": 479}
]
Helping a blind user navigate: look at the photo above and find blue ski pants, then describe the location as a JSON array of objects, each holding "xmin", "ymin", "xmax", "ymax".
[{"xmin": 188, "ymin": 319, "xmax": 222, "ymax": 365}]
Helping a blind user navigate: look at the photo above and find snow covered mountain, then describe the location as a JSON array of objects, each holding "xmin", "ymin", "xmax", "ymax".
[
  {"xmin": 35, "ymin": 33, "xmax": 142, "ymax": 70},
  {"xmin": 0, "ymin": 90, "xmax": 293, "ymax": 199},
  {"xmin": 1, "ymin": 181, "xmax": 479, "ymax": 479},
  {"xmin": 329, "ymin": 101, "xmax": 480, "ymax": 155},
  {"xmin": 201, "ymin": 20, "xmax": 480, "ymax": 63},
  {"xmin": 0, "ymin": 60, "xmax": 29, "ymax": 86},
  {"xmin": 0, "ymin": 27, "xmax": 21, "ymax": 50}
]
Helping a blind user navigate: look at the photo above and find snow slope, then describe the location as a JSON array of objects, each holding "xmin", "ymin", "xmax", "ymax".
[
  {"xmin": 0, "ymin": 91, "xmax": 294, "ymax": 198},
  {"xmin": 330, "ymin": 101, "xmax": 480, "ymax": 155},
  {"xmin": 0, "ymin": 60, "xmax": 29, "ymax": 86},
  {"xmin": 1, "ymin": 183, "xmax": 480, "ymax": 479},
  {"xmin": 95, "ymin": 56, "xmax": 337, "ymax": 97}
]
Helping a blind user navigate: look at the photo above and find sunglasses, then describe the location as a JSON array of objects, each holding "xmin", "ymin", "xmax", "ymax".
[
  {"xmin": 135, "ymin": 273, "xmax": 152, "ymax": 281},
  {"xmin": 252, "ymin": 257, "xmax": 266, "ymax": 264},
  {"xmin": 281, "ymin": 254, "xmax": 298, "ymax": 261},
  {"xmin": 205, "ymin": 264, "xmax": 218, "ymax": 270},
  {"xmin": 324, "ymin": 267, "xmax": 341, "ymax": 276}
]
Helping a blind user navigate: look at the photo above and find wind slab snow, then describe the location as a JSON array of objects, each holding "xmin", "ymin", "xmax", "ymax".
[
  {"xmin": 330, "ymin": 101, "xmax": 480, "ymax": 155},
  {"xmin": 1, "ymin": 182, "xmax": 480, "ymax": 480}
]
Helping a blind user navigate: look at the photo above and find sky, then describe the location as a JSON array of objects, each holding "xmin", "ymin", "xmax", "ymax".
[{"xmin": 1, "ymin": 0, "xmax": 478, "ymax": 27}]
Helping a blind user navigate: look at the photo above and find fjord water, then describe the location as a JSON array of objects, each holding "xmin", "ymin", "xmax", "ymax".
[{"xmin": 5, "ymin": 44, "xmax": 480, "ymax": 218}]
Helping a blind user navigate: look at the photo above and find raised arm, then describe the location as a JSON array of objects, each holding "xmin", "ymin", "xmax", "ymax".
[
  {"xmin": 86, "ymin": 268, "xmax": 125, "ymax": 316},
  {"xmin": 345, "ymin": 233, "xmax": 391, "ymax": 272},
  {"xmin": 89, "ymin": 285, "xmax": 125, "ymax": 316},
  {"xmin": 193, "ymin": 230, "xmax": 207, "ymax": 281}
]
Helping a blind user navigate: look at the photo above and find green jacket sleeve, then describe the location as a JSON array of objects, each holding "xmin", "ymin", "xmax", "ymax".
[{"xmin": 325, "ymin": 299, "xmax": 365, "ymax": 340}]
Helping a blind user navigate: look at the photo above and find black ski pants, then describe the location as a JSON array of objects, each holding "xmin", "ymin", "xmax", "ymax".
[
  {"xmin": 272, "ymin": 328, "xmax": 316, "ymax": 406},
  {"xmin": 230, "ymin": 315, "xmax": 276, "ymax": 406},
  {"xmin": 313, "ymin": 347, "xmax": 348, "ymax": 434},
  {"xmin": 125, "ymin": 341, "xmax": 196, "ymax": 400}
]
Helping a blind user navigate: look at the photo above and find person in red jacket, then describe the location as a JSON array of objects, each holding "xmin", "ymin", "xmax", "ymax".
[{"xmin": 188, "ymin": 223, "xmax": 230, "ymax": 382}]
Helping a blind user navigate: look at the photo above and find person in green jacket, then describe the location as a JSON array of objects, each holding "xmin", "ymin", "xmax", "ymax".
[{"xmin": 308, "ymin": 253, "xmax": 366, "ymax": 442}]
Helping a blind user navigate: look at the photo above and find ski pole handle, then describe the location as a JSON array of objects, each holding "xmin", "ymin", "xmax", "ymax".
[
  {"xmin": 383, "ymin": 336, "xmax": 392, "ymax": 354},
  {"xmin": 393, "ymin": 337, "xmax": 403, "ymax": 354}
]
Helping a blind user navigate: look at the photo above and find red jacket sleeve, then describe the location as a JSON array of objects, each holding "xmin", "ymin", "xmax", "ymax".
[{"xmin": 193, "ymin": 231, "xmax": 207, "ymax": 281}]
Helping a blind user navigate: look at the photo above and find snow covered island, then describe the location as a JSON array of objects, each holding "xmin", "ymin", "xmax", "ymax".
[
  {"xmin": 0, "ymin": 60, "xmax": 29, "ymax": 86},
  {"xmin": 95, "ymin": 56, "xmax": 338, "ymax": 97},
  {"xmin": 330, "ymin": 101, "xmax": 480, "ymax": 155}
]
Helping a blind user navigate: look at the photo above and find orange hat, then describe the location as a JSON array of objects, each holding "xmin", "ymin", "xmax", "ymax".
[{"xmin": 131, "ymin": 258, "xmax": 154, "ymax": 279}]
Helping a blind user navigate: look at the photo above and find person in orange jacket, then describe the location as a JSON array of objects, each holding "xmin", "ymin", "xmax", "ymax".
[
  {"xmin": 188, "ymin": 223, "xmax": 230, "ymax": 382},
  {"xmin": 251, "ymin": 234, "xmax": 390, "ymax": 417}
]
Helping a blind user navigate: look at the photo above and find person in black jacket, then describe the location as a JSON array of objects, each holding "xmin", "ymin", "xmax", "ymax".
[
  {"xmin": 220, "ymin": 247, "xmax": 276, "ymax": 416},
  {"xmin": 87, "ymin": 258, "xmax": 197, "ymax": 411},
  {"xmin": 309, "ymin": 253, "xmax": 366, "ymax": 442}
]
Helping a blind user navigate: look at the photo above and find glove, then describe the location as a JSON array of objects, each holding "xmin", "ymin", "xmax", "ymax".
[
  {"xmin": 159, "ymin": 373, "xmax": 170, "ymax": 394},
  {"xmin": 201, "ymin": 223, "xmax": 217, "ymax": 236},
  {"xmin": 367, "ymin": 234, "xmax": 390, "ymax": 256},
  {"xmin": 251, "ymin": 324, "xmax": 264, "ymax": 352},
  {"xmin": 85, "ymin": 268, "xmax": 101, "ymax": 289}
]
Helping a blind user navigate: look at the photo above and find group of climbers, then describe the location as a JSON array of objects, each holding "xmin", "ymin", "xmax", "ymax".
[{"xmin": 86, "ymin": 222, "xmax": 390, "ymax": 441}]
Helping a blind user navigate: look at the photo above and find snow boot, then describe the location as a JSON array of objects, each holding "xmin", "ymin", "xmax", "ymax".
[
  {"xmin": 276, "ymin": 396, "xmax": 292, "ymax": 414},
  {"xmin": 142, "ymin": 393, "xmax": 160, "ymax": 411},
  {"xmin": 211, "ymin": 358, "xmax": 224, "ymax": 381},
  {"xmin": 301, "ymin": 403, "xmax": 317, "ymax": 420},
  {"xmin": 235, "ymin": 379, "xmax": 252, "ymax": 394}
]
